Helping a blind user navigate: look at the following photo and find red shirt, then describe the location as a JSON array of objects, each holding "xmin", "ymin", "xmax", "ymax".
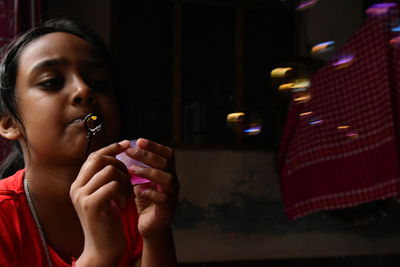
[{"xmin": 0, "ymin": 170, "xmax": 143, "ymax": 266}]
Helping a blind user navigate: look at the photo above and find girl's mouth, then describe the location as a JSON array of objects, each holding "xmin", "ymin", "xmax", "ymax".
[{"xmin": 71, "ymin": 118, "xmax": 84, "ymax": 124}]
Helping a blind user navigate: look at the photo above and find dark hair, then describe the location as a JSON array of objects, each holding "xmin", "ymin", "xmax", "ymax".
[{"xmin": 0, "ymin": 18, "xmax": 115, "ymax": 178}]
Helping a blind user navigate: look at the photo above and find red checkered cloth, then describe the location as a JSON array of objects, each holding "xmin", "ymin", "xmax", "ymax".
[{"xmin": 279, "ymin": 5, "xmax": 400, "ymax": 220}]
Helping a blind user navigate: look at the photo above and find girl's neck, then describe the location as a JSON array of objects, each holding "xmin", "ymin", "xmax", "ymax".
[
  {"xmin": 24, "ymin": 162, "xmax": 85, "ymax": 259},
  {"xmin": 24, "ymin": 161, "xmax": 81, "ymax": 204}
]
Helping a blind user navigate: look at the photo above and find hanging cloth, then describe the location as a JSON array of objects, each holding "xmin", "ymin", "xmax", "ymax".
[{"xmin": 279, "ymin": 4, "xmax": 400, "ymax": 220}]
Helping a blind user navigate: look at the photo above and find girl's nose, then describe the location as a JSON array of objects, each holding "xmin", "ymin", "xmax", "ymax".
[{"xmin": 70, "ymin": 77, "xmax": 96, "ymax": 105}]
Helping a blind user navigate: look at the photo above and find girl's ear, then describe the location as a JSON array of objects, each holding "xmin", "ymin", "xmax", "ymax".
[{"xmin": 0, "ymin": 113, "xmax": 22, "ymax": 140}]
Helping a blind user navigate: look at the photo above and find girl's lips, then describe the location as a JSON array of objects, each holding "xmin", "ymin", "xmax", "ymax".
[
  {"xmin": 72, "ymin": 118, "xmax": 84, "ymax": 123},
  {"xmin": 68, "ymin": 117, "xmax": 86, "ymax": 126},
  {"xmin": 69, "ymin": 113, "xmax": 94, "ymax": 124}
]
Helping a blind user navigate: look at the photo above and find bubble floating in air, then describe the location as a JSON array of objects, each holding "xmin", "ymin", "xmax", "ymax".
[
  {"xmin": 291, "ymin": 78, "xmax": 311, "ymax": 92},
  {"xmin": 278, "ymin": 79, "xmax": 310, "ymax": 93},
  {"xmin": 337, "ymin": 125, "xmax": 359, "ymax": 139},
  {"xmin": 308, "ymin": 117, "xmax": 324, "ymax": 125},
  {"xmin": 332, "ymin": 54, "xmax": 355, "ymax": 69},
  {"xmin": 311, "ymin": 41, "xmax": 335, "ymax": 55},
  {"xmin": 337, "ymin": 125, "xmax": 350, "ymax": 130},
  {"xmin": 391, "ymin": 25, "xmax": 400, "ymax": 32},
  {"xmin": 293, "ymin": 91, "xmax": 311, "ymax": 103},
  {"xmin": 270, "ymin": 67, "xmax": 293, "ymax": 78},
  {"xmin": 366, "ymin": 3, "xmax": 397, "ymax": 16},
  {"xmin": 243, "ymin": 124, "xmax": 262, "ymax": 135},
  {"xmin": 300, "ymin": 111, "xmax": 313, "ymax": 118},
  {"xmin": 296, "ymin": 0, "xmax": 318, "ymax": 11},
  {"xmin": 278, "ymin": 82, "xmax": 294, "ymax": 92},
  {"xmin": 390, "ymin": 36, "xmax": 400, "ymax": 47},
  {"xmin": 226, "ymin": 112, "xmax": 245, "ymax": 123},
  {"xmin": 346, "ymin": 131, "xmax": 359, "ymax": 139}
]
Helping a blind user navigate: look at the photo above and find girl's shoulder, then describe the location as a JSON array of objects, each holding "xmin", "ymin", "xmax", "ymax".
[
  {"xmin": 0, "ymin": 169, "xmax": 26, "ymax": 235},
  {"xmin": 0, "ymin": 169, "xmax": 25, "ymax": 203},
  {"xmin": 0, "ymin": 169, "xmax": 41, "ymax": 266}
]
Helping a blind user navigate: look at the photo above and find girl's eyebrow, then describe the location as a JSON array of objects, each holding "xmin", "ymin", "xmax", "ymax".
[
  {"xmin": 29, "ymin": 58, "xmax": 107, "ymax": 75},
  {"xmin": 29, "ymin": 58, "xmax": 69, "ymax": 74}
]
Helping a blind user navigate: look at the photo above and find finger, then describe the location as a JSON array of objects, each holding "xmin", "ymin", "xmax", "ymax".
[
  {"xmin": 74, "ymin": 155, "xmax": 129, "ymax": 188},
  {"xmin": 78, "ymin": 140, "xmax": 130, "ymax": 183},
  {"xmin": 92, "ymin": 140, "xmax": 131, "ymax": 157},
  {"xmin": 87, "ymin": 180, "xmax": 130, "ymax": 210},
  {"xmin": 129, "ymin": 166, "xmax": 176, "ymax": 194},
  {"xmin": 125, "ymin": 146, "xmax": 168, "ymax": 170},
  {"xmin": 134, "ymin": 187, "xmax": 168, "ymax": 205},
  {"xmin": 136, "ymin": 138, "xmax": 174, "ymax": 160},
  {"xmin": 83, "ymin": 165, "xmax": 131, "ymax": 197}
]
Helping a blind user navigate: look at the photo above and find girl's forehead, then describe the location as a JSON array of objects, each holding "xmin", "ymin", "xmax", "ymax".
[{"xmin": 19, "ymin": 32, "xmax": 101, "ymax": 73}]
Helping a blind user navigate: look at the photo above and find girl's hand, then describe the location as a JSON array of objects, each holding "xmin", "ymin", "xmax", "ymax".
[
  {"xmin": 70, "ymin": 140, "xmax": 132, "ymax": 264},
  {"xmin": 125, "ymin": 138, "xmax": 179, "ymax": 238}
]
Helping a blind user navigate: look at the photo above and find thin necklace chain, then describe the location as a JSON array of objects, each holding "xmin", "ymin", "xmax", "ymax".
[{"xmin": 24, "ymin": 178, "xmax": 54, "ymax": 267}]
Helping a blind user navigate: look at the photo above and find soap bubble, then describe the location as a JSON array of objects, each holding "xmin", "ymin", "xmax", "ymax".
[
  {"xmin": 391, "ymin": 25, "xmax": 400, "ymax": 32},
  {"xmin": 293, "ymin": 91, "xmax": 311, "ymax": 103},
  {"xmin": 300, "ymin": 111, "xmax": 313, "ymax": 118},
  {"xmin": 243, "ymin": 123, "xmax": 262, "ymax": 135},
  {"xmin": 337, "ymin": 125, "xmax": 359, "ymax": 139},
  {"xmin": 270, "ymin": 67, "xmax": 293, "ymax": 78},
  {"xmin": 346, "ymin": 131, "xmax": 359, "ymax": 138},
  {"xmin": 278, "ymin": 79, "xmax": 310, "ymax": 93},
  {"xmin": 311, "ymin": 41, "xmax": 335, "ymax": 55},
  {"xmin": 296, "ymin": 0, "xmax": 318, "ymax": 11},
  {"xmin": 390, "ymin": 36, "xmax": 400, "ymax": 47},
  {"xmin": 366, "ymin": 3, "xmax": 397, "ymax": 16},
  {"xmin": 278, "ymin": 82, "xmax": 295, "ymax": 92},
  {"xmin": 308, "ymin": 117, "xmax": 324, "ymax": 125},
  {"xmin": 226, "ymin": 112, "xmax": 245, "ymax": 123},
  {"xmin": 291, "ymin": 78, "xmax": 311, "ymax": 92},
  {"xmin": 332, "ymin": 55, "xmax": 354, "ymax": 69},
  {"xmin": 337, "ymin": 125, "xmax": 350, "ymax": 130}
]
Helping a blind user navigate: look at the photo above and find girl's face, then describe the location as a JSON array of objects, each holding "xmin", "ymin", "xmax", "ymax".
[{"xmin": 14, "ymin": 32, "xmax": 121, "ymax": 166}]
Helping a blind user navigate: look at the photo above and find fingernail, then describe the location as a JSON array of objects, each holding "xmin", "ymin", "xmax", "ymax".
[
  {"xmin": 129, "ymin": 165, "xmax": 141, "ymax": 174},
  {"xmin": 118, "ymin": 140, "xmax": 130, "ymax": 147},
  {"xmin": 126, "ymin": 147, "xmax": 137, "ymax": 156},
  {"xmin": 138, "ymin": 138, "xmax": 148, "ymax": 146}
]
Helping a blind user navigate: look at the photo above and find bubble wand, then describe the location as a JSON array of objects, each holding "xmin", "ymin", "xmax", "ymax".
[{"xmin": 84, "ymin": 113, "xmax": 102, "ymax": 155}]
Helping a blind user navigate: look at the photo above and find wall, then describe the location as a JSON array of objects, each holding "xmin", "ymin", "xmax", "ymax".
[
  {"xmin": 298, "ymin": 0, "xmax": 364, "ymax": 57},
  {"xmin": 44, "ymin": 0, "xmax": 112, "ymax": 44},
  {"xmin": 174, "ymin": 149, "xmax": 400, "ymax": 262}
]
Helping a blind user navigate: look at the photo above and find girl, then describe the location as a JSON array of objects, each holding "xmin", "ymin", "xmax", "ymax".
[{"xmin": 0, "ymin": 18, "xmax": 178, "ymax": 266}]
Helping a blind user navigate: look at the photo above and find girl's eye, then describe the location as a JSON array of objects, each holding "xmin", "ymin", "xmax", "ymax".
[{"xmin": 37, "ymin": 78, "xmax": 64, "ymax": 90}]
